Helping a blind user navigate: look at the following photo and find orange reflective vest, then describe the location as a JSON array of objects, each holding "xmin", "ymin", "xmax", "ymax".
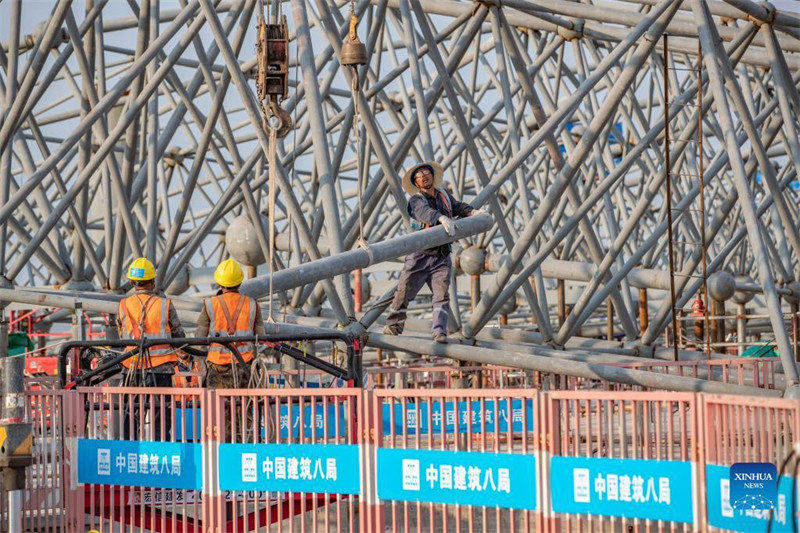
[
  {"xmin": 172, "ymin": 358, "xmax": 203, "ymax": 388},
  {"xmin": 205, "ymin": 292, "xmax": 257, "ymax": 365},
  {"xmin": 118, "ymin": 294, "xmax": 178, "ymax": 369}
]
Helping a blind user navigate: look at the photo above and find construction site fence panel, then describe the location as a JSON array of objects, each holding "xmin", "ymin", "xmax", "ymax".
[
  {"xmin": 262, "ymin": 356, "xmax": 776, "ymax": 391},
  {"xmin": 15, "ymin": 387, "xmax": 800, "ymax": 531}
]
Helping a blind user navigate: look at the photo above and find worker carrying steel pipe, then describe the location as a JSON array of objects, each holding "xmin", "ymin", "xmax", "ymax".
[
  {"xmin": 196, "ymin": 258, "xmax": 265, "ymax": 388},
  {"xmin": 383, "ymin": 162, "xmax": 485, "ymax": 343},
  {"xmin": 117, "ymin": 257, "xmax": 186, "ymax": 439}
]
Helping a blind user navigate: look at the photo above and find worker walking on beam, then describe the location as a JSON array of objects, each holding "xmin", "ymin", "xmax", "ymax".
[
  {"xmin": 196, "ymin": 258, "xmax": 265, "ymax": 389},
  {"xmin": 384, "ymin": 162, "xmax": 484, "ymax": 343},
  {"xmin": 117, "ymin": 257, "xmax": 185, "ymax": 439}
]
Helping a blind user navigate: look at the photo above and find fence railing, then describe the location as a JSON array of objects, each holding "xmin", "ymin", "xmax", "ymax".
[
  {"xmin": 1, "ymin": 388, "xmax": 69, "ymax": 532},
  {"xmin": 363, "ymin": 356, "xmax": 778, "ymax": 392},
  {"xmin": 16, "ymin": 386, "xmax": 800, "ymax": 532}
]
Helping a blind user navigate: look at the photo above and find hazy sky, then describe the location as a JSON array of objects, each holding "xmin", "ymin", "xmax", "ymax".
[
  {"xmin": 3, "ymin": 1, "xmax": 800, "ymax": 38},
  {"xmin": 773, "ymin": 0, "xmax": 800, "ymax": 14}
]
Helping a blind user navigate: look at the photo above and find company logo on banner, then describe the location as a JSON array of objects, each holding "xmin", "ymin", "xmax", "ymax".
[
  {"xmin": 730, "ymin": 462, "xmax": 778, "ymax": 511},
  {"xmin": 217, "ymin": 443, "xmax": 360, "ymax": 494},
  {"xmin": 376, "ymin": 448, "xmax": 537, "ymax": 510},
  {"xmin": 77, "ymin": 439, "xmax": 203, "ymax": 490},
  {"xmin": 549, "ymin": 456, "xmax": 694, "ymax": 523},
  {"xmin": 706, "ymin": 464, "xmax": 798, "ymax": 532},
  {"xmin": 381, "ymin": 398, "xmax": 534, "ymax": 435}
]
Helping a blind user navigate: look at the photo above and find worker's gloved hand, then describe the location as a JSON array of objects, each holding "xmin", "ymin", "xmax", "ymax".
[
  {"xmin": 439, "ymin": 216, "xmax": 457, "ymax": 236},
  {"xmin": 471, "ymin": 208, "xmax": 487, "ymax": 216}
]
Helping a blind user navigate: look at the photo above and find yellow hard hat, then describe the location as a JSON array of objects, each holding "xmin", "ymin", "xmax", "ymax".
[
  {"xmin": 126, "ymin": 257, "xmax": 156, "ymax": 281},
  {"xmin": 214, "ymin": 258, "xmax": 244, "ymax": 287}
]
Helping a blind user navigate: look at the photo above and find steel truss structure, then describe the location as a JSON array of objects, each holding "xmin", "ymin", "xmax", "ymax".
[{"xmin": 2, "ymin": 0, "xmax": 800, "ymax": 394}]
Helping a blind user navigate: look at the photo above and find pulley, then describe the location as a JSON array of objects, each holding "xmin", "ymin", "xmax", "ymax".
[
  {"xmin": 256, "ymin": 12, "xmax": 292, "ymax": 138},
  {"xmin": 341, "ymin": 13, "xmax": 368, "ymax": 67},
  {"xmin": 256, "ymin": 13, "xmax": 289, "ymax": 101}
]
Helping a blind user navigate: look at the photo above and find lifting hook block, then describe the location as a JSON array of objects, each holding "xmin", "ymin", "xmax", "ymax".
[{"xmin": 265, "ymin": 100, "xmax": 292, "ymax": 138}]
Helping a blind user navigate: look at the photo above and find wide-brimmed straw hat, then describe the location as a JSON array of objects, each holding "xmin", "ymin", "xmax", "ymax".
[{"xmin": 402, "ymin": 161, "xmax": 443, "ymax": 194}]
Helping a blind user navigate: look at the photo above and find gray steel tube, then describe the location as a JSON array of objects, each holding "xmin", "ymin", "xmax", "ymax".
[
  {"xmin": 485, "ymin": 256, "xmax": 785, "ymax": 296},
  {"xmin": 368, "ymin": 332, "xmax": 781, "ymax": 397},
  {"xmin": 239, "ymin": 213, "xmax": 493, "ymax": 298}
]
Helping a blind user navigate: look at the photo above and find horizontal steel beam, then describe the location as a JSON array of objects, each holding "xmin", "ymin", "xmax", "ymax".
[
  {"xmin": 370, "ymin": 0, "xmax": 800, "ymax": 69},
  {"xmin": 368, "ymin": 332, "xmax": 782, "ymax": 397},
  {"xmin": 238, "ymin": 213, "xmax": 493, "ymax": 298}
]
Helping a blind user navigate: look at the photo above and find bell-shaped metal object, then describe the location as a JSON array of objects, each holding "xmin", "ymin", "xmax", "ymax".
[
  {"xmin": 341, "ymin": 14, "xmax": 368, "ymax": 66},
  {"xmin": 341, "ymin": 39, "xmax": 367, "ymax": 66}
]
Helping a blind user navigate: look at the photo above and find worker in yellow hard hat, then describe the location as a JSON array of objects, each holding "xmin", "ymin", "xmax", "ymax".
[
  {"xmin": 196, "ymin": 258, "xmax": 265, "ymax": 389},
  {"xmin": 117, "ymin": 257, "xmax": 185, "ymax": 439}
]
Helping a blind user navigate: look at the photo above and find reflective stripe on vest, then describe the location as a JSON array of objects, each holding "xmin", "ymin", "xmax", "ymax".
[
  {"xmin": 118, "ymin": 294, "xmax": 177, "ymax": 368},
  {"xmin": 206, "ymin": 292, "xmax": 257, "ymax": 365}
]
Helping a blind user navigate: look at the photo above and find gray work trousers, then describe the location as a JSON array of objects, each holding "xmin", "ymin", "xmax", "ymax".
[{"xmin": 385, "ymin": 252, "xmax": 452, "ymax": 335}]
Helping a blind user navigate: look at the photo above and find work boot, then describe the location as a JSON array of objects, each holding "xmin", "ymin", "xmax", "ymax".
[{"xmin": 433, "ymin": 332, "xmax": 448, "ymax": 344}]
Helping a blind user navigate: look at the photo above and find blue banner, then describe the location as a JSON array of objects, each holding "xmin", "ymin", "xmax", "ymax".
[
  {"xmin": 376, "ymin": 448, "xmax": 536, "ymax": 510},
  {"xmin": 706, "ymin": 464, "xmax": 798, "ymax": 532},
  {"xmin": 381, "ymin": 399, "xmax": 534, "ymax": 435},
  {"xmin": 550, "ymin": 456, "xmax": 694, "ymax": 523},
  {"xmin": 218, "ymin": 443, "xmax": 360, "ymax": 494},
  {"xmin": 77, "ymin": 439, "xmax": 203, "ymax": 490},
  {"xmin": 277, "ymin": 403, "xmax": 349, "ymax": 438},
  {"xmin": 268, "ymin": 377, "xmax": 346, "ymax": 388},
  {"xmin": 173, "ymin": 407, "xmax": 201, "ymax": 441}
]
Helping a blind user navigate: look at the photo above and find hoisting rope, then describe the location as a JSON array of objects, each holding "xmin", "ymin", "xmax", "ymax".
[
  {"xmin": 353, "ymin": 74, "xmax": 367, "ymax": 252},
  {"xmin": 288, "ymin": 20, "xmax": 301, "ymax": 311},
  {"xmin": 267, "ymin": 125, "xmax": 277, "ymax": 323},
  {"xmin": 347, "ymin": 6, "xmax": 371, "ymax": 262},
  {"xmin": 255, "ymin": 0, "xmax": 289, "ymax": 323}
]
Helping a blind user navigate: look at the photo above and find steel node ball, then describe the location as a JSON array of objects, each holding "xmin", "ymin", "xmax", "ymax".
[
  {"xmin": 707, "ymin": 271, "xmax": 735, "ymax": 302},
  {"xmin": 225, "ymin": 215, "xmax": 266, "ymax": 267},
  {"xmin": 460, "ymin": 247, "xmax": 486, "ymax": 276}
]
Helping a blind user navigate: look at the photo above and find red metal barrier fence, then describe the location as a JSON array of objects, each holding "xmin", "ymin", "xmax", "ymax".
[
  {"xmin": 75, "ymin": 386, "xmax": 205, "ymax": 532},
  {"xmin": 207, "ymin": 388, "xmax": 365, "ymax": 532},
  {"xmin": 701, "ymin": 394, "xmax": 800, "ymax": 531},
  {"xmin": 0, "ymin": 388, "xmax": 69, "ymax": 531},
  {"xmin": 543, "ymin": 390, "xmax": 699, "ymax": 532},
  {"xmin": 370, "ymin": 388, "xmax": 542, "ymax": 532},
  {"xmin": 363, "ymin": 357, "xmax": 777, "ymax": 391},
  {"xmin": 15, "ymin": 386, "xmax": 800, "ymax": 531}
]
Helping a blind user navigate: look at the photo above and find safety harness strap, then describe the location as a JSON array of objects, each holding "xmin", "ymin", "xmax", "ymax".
[{"xmin": 217, "ymin": 294, "xmax": 247, "ymax": 335}]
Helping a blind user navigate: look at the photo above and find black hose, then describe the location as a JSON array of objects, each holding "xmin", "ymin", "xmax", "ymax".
[
  {"xmin": 60, "ymin": 334, "xmax": 361, "ymax": 388},
  {"xmin": 767, "ymin": 448, "xmax": 798, "ymax": 532}
]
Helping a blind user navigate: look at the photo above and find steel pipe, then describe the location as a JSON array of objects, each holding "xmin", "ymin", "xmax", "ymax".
[{"xmin": 369, "ymin": 332, "xmax": 781, "ymax": 397}]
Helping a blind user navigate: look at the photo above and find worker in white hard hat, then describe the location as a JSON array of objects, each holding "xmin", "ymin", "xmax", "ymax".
[
  {"xmin": 384, "ymin": 162, "xmax": 485, "ymax": 343},
  {"xmin": 196, "ymin": 258, "xmax": 265, "ymax": 389}
]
